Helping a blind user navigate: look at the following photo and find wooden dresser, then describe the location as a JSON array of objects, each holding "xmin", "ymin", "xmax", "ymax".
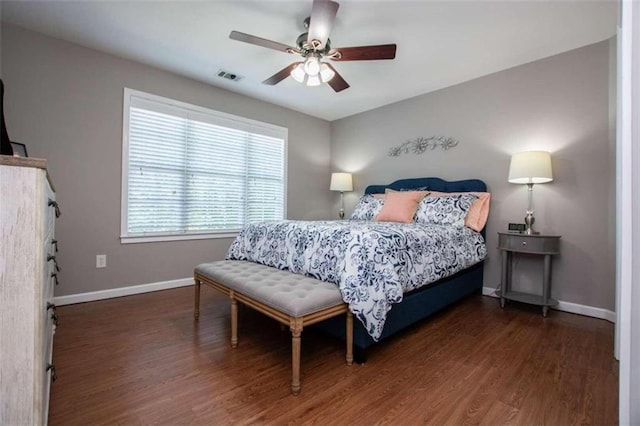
[{"xmin": 1, "ymin": 155, "xmax": 59, "ymax": 425}]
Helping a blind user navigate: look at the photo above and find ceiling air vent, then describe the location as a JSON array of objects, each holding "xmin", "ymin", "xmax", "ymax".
[{"xmin": 216, "ymin": 70, "xmax": 242, "ymax": 82}]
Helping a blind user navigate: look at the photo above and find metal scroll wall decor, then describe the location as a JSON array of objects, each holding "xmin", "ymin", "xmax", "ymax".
[{"xmin": 388, "ymin": 136, "xmax": 459, "ymax": 157}]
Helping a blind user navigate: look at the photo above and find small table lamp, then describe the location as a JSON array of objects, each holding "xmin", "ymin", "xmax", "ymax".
[
  {"xmin": 330, "ymin": 172, "xmax": 353, "ymax": 219},
  {"xmin": 508, "ymin": 151, "xmax": 553, "ymax": 235}
]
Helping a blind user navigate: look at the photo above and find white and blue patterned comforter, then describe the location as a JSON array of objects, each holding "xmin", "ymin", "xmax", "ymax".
[{"xmin": 226, "ymin": 220, "xmax": 487, "ymax": 340}]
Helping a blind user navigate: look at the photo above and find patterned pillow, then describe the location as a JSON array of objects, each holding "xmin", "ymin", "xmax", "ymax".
[
  {"xmin": 349, "ymin": 194, "xmax": 385, "ymax": 220},
  {"xmin": 414, "ymin": 194, "xmax": 478, "ymax": 227},
  {"xmin": 428, "ymin": 191, "xmax": 491, "ymax": 232}
]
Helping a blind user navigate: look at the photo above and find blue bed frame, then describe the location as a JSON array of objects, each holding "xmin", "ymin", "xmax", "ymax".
[{"xmin": 313, "ymin": 177, "xmax": 487, "ymax": 362}]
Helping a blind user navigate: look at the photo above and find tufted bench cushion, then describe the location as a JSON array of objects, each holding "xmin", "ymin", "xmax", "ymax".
[
  {"xmin": 195, "ymin": 261, "xmax": 344, "ymax": 317},
  {"xmin": 193, "ymin": 260, "xmax": 353, "ymax": 395}
]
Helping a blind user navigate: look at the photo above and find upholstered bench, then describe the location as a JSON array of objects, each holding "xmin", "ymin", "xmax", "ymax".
[{"xmin": 193, "ymin": 260, "xmax": 353, "ymax": 395}]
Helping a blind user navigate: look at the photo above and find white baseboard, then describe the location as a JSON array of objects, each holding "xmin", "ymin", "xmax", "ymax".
[
  {"xmin": 53, "ymin": 277, "xmax": 193, "ymax": 306},
  {"xmin": 482, "ymin": 286, "xmax": 616, "ymax": 323},
  {"xmin": 54, "ymin": 281, "xmax": 616, "ymax": 323}
]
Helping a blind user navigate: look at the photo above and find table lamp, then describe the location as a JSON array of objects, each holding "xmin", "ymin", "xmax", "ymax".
[
  {"xmin": 508, "ymin": 151, "xmax": 553, "ymax": 235},
  {"xmin": 330, "ymin": 172, "xmax": 353, "ymax": 219}
]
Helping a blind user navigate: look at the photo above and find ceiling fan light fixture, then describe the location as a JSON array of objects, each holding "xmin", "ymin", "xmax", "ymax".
[{"xmin": 290, "ymin": 58, "xmax": 333, "ymax": 87}]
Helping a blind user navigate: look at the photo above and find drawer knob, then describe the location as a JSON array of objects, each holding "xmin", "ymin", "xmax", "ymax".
[
  {"xmin": 51, "ymin": 272, "xmax": 59, "ymax": 286},
  {"xmin": 46, "ymin": 363, "xmax": 57, "ymax": 382},
  {"xmin": 47, "ymin": 255, "xmax": 61, "ymax": 272},
  {"xmin": 47, "ymin": 303, "xmax": 59, "ymax": 325},
  {"xmin": 48, "ymin": 199, "xmax": 61, "ymax": 218},
  {"xmin": 522, "ymin": 241, "xmax": 527, "ymax": 246},
  {"xmin": 51, "ymin": 239, "xmax": 59, "ymax": 252}
]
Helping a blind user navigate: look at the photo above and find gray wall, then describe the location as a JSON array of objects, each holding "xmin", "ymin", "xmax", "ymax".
[
  {"xmin": 331, "ymin": 40, "xmax": 616, "ymax": 311},
  {"xmin": 1, "ymin": 24, "xmax": 332, "ymax": 296}
]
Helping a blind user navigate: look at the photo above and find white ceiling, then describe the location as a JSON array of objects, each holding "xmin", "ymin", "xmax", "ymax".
[{"xmin": 1, "ymin": 0, "xmax": 617, "ymax": 121}]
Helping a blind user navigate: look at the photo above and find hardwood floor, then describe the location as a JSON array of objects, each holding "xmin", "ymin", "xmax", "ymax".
[{"xmin": 48, "ymin": 287, "xmax": 618, "ymax": 425}]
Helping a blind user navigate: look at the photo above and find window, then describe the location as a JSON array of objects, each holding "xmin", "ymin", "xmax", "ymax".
[{"xmin": 121, "ymin": 88, "xmax": 287, "ymax": 243}]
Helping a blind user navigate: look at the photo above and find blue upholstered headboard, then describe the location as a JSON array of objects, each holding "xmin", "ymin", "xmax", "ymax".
[
  {"xmin": 364, "ymin": 177, "xmax": 488, "ymax": 235},
  {"xmin": 364, "ymin": 177, "xmax": 487, "ymax": 195}
]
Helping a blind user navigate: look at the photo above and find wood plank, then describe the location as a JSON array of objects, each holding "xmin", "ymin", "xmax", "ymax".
[{"xmin": 48, "ymin": 287, "xmax": 618, "ymax": 424}]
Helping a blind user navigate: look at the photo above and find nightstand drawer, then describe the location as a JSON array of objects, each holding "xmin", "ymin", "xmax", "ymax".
[{"xmin": 498, "ymin": 233, "xmax": 560, "ymax": 254}]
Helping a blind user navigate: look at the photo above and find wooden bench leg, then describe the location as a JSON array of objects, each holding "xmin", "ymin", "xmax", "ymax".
[
  {"xmin": 346, "ymin": 311, "xmax": 353, "ymax": 366},
  {"xmin": 194, "ymin": 278, "xmax": 201, "ymax": 320},
  {"xmin": 231, "ymin": 296, "xmax": 238, "ymax": 348},
  {"xmin": 290, "ymin": 317, "xmax": 303, "ymax": 395}
]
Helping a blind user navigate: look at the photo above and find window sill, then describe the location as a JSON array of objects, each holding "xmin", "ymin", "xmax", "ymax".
[{"xmin": 121, "ymin": 232, "xmax": 239, "ymax": 244}]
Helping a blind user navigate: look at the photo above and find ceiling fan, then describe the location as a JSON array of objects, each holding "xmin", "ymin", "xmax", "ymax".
[{"xmin": 229, "ymin": 0, "xmax": 396, "ymax": 92}]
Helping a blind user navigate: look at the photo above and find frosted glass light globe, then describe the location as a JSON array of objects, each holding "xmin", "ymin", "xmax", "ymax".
[
  {"xmin": 290, "ymin": 63, "xmax": 305, "ymax": 83},
  {"xmin": 303, "ymin": 57, "xmax": 321, "ymax": 76},
  {"xmin": 319, "ymin": 63, "xmax": 335, "ymax": 82}
]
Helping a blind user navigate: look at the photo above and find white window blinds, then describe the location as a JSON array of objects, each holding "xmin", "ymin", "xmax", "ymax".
[{"xmin": 121, "ymin": 89, "xmax": 287, "ymax": 243}]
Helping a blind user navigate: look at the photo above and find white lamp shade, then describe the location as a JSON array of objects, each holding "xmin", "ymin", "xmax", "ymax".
[
  {"xmin": 508, "ymin": 151, "xmax": 553, "ymax": 184},
  {"xmin": 330, "ymin": 172, "xmax": 353, "ymax": 192}
]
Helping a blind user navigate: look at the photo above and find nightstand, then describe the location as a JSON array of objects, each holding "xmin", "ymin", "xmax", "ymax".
[{"xmin": 498, "ymin": 232, "xmax": 561, "ymax": 316}]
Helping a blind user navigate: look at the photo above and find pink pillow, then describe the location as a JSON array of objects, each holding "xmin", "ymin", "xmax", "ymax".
[
  {"xmin": 428, "ymin": 191, "xmax": 491, "ymax": 231},
  {"xmin": 375, "ymin": 191, "xmax": 426, "ymax": 223}
]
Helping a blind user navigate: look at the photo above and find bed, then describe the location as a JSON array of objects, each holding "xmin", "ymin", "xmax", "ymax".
[{"xmin": 227, "ymin": 177, "xmax": 488, "ymax": 362}]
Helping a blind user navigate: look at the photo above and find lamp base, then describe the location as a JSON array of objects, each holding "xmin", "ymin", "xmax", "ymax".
[
  {"xmin": 338, "ymin": 191, "xmax": 345, "ymax": 219},
  {"xmin": 524, "ymin": 211, "xmax": 539, "ymax": 235}
]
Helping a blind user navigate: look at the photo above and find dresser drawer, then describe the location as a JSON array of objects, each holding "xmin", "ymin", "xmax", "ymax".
[
  {"xmin": 42, "ymin": 323, "xmax": 56, "ymax": 425},
  {"xmin": 498, "ymin": 233, "xmax": 560, "ymax": 254},
  {"xmin": 44, "ymin": 181, "xmax": 59, "ymax": 238}
]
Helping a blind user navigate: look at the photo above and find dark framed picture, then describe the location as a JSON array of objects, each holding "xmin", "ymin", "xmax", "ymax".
[{"xmin": 10, "ymin": 142, "xmax": 28, "ymax": 157}]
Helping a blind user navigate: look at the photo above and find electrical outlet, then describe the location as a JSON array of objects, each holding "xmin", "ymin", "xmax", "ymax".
[{"xmin": 96, "ymin": 254, "xmax": 107, "ymax": 268}]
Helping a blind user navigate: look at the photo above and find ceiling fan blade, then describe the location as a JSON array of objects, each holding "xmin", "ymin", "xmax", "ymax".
[
  {"xmin": 307, "ymin": 0, "xmax": 339, "ymax": 50},
  {"xmin": 330, "ymin": 44, "xmax": 397, "ymax": 61},
  {"xmin": 262, "ymin": 62, "xmax": 302, "ymax": 85},
  {"xmin": 324, "ymin": 63, "xmax": 349, "ymax": 92},
  {"xmin": 230, "ymin": 31, "xmax": 297, "ymax": 53}
]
